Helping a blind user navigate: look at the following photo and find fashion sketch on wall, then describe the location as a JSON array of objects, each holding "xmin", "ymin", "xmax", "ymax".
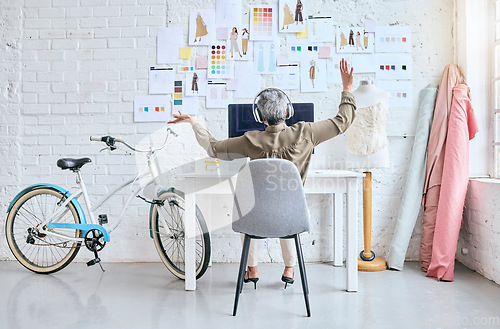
[
  {"xmin": 253, "ymin": 41, "xmax": 278, "ymax": 74},
  {"xmin": 189, "ymin": 9, "xmax": 216, "ymax": 46},
  {"xmin": 226, "ymin": 27, "xmax": 253, "ymax": 61},
  {"xmin": 336, "ymin": 26, "xmax": 374, "ymax": 53},
  {"xmin": 279, "ymin": 0, "xmax": 306, "ymax": 33}
]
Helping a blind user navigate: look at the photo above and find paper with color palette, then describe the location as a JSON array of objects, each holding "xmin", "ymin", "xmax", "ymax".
[
  {"xmin": 250, "ymin": 5, "xmax": 277, "ymax": 41},
  {"xmin": 207, "ymin": 43, "xmax": 234, "ymax": 79},
  {"xmin": 134, "ymin": 95, "xmax": 171, "ymax": 122}
]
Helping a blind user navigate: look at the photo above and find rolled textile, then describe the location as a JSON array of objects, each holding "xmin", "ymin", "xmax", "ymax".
[
  {"xmin": 420, "ymin": 65, "xmax": 467, "ymax": 272},
  {"xmin": 386, "ymin": 83, "xmax": 438, "ymax": 270},
  {"xmin": 426, "ymin": 84, "xmax": 478, "ymax": 281}
]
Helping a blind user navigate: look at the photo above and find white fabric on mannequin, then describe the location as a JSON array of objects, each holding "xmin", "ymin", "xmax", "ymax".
[{"xmin": 346, "ymin": 80, "xmax": 391, "ymax": 169}]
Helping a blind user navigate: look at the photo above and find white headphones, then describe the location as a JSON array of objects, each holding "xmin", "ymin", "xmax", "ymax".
[{"xmin": 252, "ymin": 87, "xmax": 294, "ymax": 123}]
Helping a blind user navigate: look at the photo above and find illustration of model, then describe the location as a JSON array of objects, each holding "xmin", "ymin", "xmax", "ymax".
[
  {"xmin": 194, "ymin": 13, "xmax": 208, "ymax": 43},
  {"xmin": 282, "ymin": 3, "xmax": 294, "ymax": 30},
  {"xmin": 229, "ymin": 27, "xmax": 242, "ymax": 58},
  {"xmin": 295, "ymin": 0, "xmax": 303, "ymax": 25},
  {"xmin": 191, "ymin": 73, "xmax": 199, "ymax": 93}
]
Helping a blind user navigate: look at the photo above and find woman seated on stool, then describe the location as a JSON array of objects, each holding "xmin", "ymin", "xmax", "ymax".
[{"xmin": 168, "ymin": 59, "xmax": 356, "ymax": 288}]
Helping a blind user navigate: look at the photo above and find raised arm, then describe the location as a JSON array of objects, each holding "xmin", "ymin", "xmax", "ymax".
[{"xmin": 309, "ymin": 58, "xmax": 356, "ymax": 146}]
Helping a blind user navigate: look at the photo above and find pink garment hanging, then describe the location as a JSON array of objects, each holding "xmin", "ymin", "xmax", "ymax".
[
  {"xmin": 420, "ymin": 65, "xmax": 467, "ymax": 272},
  {"xmin": 426, "ymin": 84, "xmax": 478, "ymax": 281}
]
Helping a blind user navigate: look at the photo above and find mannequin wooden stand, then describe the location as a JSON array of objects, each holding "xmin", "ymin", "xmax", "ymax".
[{"xmin": 358, "ymin": 172, "xmax": 387, "ymax": 271}]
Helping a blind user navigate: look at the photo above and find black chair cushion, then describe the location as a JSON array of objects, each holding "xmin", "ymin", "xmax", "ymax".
[{"xmin": 57, "ymin": 158, "xmax": 92, "ymax": 171}]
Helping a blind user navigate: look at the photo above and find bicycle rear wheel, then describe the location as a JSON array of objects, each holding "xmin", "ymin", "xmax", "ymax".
[
  {"xmin": 150, "ymin": 189, "xmax": 210, "ymax": 280},
  {"xmin": 5, "ymin": 187, "xmax": 82, "ymax": 274}
]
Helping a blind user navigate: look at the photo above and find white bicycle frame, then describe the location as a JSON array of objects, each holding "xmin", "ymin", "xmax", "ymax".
[{"xmin": 37, "ymin": 129, "xmax": 177, "ymax": 243}]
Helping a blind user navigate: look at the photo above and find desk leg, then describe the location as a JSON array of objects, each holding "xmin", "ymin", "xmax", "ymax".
[
  {"xmin": 346, "ymin": 178, "xmax": 359, "ymax": 292},
  {"xmin": 333, "ymin": 193, "xmax": 343, "ymax": 267},
  {"xmin": 185, "ymin": 190, "xmax": 196, "ymax": 291}
]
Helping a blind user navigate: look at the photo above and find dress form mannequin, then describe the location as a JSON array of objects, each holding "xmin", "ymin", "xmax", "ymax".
[{"xmin": 347, "ymin": 80, "xmax": 390, "ymax": 272}]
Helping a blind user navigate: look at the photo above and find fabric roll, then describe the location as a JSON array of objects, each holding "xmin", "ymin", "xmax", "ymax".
[
  {"xmin": 426, "ymin": 84, "xmax": 478, "ymax": 281},
  {"xmin": 420, "ymin": 65, "xmax": 467, "ymax": 271},
  {"xmin": 386, "ymin": 83, "xmax": 438, "ymax": 270}
]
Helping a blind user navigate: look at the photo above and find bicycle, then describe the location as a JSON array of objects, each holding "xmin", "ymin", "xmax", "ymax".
[{"xmin": 5, "ymin": 128, "xmax": 211, "ymax": 280}]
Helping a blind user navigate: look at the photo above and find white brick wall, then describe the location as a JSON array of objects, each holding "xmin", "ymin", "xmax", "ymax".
[
  {"xmin": 457, "ymin": 180, "xmax": 500, "ymax": 285},
  {"xmin": 0, "ymin": 0, "xmax": 464, "ymax": 268}
]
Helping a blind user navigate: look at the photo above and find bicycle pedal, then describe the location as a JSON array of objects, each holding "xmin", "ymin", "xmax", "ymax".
[
  {"xmin": 98, "ymin": 214, "xmax": 108, "ymax": 225},
  {"xmin": 86, "ymin": 258, "xmax": 101, "ymax": 266}
]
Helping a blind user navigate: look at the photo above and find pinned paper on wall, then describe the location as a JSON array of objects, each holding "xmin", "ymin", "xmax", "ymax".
[
  {"xmin": 375, "ymin": 53, "xmax": 412, "ymax": 80},
  {"xmin": 227, "ymin": 27, "xmax": 252, "ymax": 61},
  {"xmin": 326, "ymin": 55, "xmax": 351, "ymax": 84},
  {"xmin": 375, "ymin": 26, "xmax": 412, "ymax": 53},
  {"xmin": 351, "ymin": 54, "xmax": 377, "ymax": 73},
  {"xmin": 177, "ymin": 66, "xmax": 195, "ymax": 73},
  {"xmin": 376, "ymin": 80, "xmax": 413, "ymax": 108},
  {"xmin": 196, "ymin": 56, "xmax": 208, "ymax": 69},
  {"xmin": 157, "ymin": 28, "xmax": 183, "ymax": 64},
  {"xmin": 216, "ymin": 0, "xmax": 242, "ymax": 28},
  {"xmin": 206, "ymin": 81, "xmax": 233, "ymax": 108},
  {"xmin": 286, "ymin": 35, "xmax": 319, "ymax": 61},
  {"xmin": 336, "ymin": 27, "xmax": 374, "ymax": 53},
  {"xmin": 300, "ymin": 56, "xmax": 327, "ymax": 93},
  {"xmin": 185, "ymin": 70, "xmax": 208, "ymax": 97},
  {"xmin": 179, "ymin": 47, "xmax": 192, "ymax": 59},
  {"xmin": 276, "ymin": 53, "xmax": 289, "ymax": 66},
  {"xmin": 318, "ymin": 46, "xmax": 331, "ymax": 59},
  {"xmin": 307, "ymin": 16, "xmax": 334, "ymax": 42},
  {"xmin": 149, "ymin": 67, "xmax": 174, "ymax": 94},
  {"xmin": 364, "ymin": 20, "xmax": 376, "ymax": 33},
  {"xmin": 207, "ymin": 42, "xmax": 234, "ymax": 79},
  {"xmin": 250, "ymin": 5, "xmax": 277, "ymax": 41},
  {"xmin": 134, "ymin": 95, "xmax": 171, "ymax": 122},
  {"xmin": 217, "ymin": 27, "xmax": 229, "ymax": 40},
  {"xmin": 225, "ymin": 79, "xmax": 238, "ymax": 91},
  {"xmin": 274, "ymin": 64, "xmax": 300, "ymax": 90},
  {"xmin": 254, "ymin": 41, "xmax": 278, "ymax": 74},
  {"xmin": 234, "ymin": 61, "xmax": 261, "ymax": 98},
  {"xmin": 189, "ymin": 9, "xmax": 216, "ymax": 46},
  {"xmin": 279, "ymin": 0, "xmax": 306, "ymax": 33}
]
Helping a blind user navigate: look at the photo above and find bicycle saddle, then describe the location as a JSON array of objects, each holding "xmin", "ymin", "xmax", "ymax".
[{"xmin": 57, "ymin": 158, "xmax": 92, "ymax": 171}]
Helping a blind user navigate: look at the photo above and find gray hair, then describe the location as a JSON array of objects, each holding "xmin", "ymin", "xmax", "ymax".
[{"xmin": 256, "ymin": 89, "xmax": 289, "ymax": 126}]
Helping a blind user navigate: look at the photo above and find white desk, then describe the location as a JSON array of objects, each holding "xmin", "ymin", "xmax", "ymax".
[{"xmin": 182, "ymin": 169, "xmax": 364, "ymax": 292}]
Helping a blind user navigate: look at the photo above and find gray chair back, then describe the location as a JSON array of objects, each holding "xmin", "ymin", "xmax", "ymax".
[{"xmin": 232, "ymin": 159, "xmax": 310, "ymax": 238}]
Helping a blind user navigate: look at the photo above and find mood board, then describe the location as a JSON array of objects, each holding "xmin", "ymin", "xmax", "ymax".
[{"xmin": 134, "ymin": 0, "xmax": 412, "ymax": 122}]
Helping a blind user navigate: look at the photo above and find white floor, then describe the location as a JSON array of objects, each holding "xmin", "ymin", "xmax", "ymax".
[{"xmin": 0, "ymin": 261, "xmax": 499, "ymax": 329}]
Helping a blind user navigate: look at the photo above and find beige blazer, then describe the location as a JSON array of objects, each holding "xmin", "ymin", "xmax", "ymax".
[{"xmin": 192, "ymin": 91, "xmax": 356, "ymax": 183}]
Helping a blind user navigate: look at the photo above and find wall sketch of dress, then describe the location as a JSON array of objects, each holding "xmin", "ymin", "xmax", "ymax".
[
  {"xmin": 309, "ymin": 59, "xmax": 317, "ymax": 88},
  {"xmin": 268, "ymin": 43, "xmax": 276, "ymax": 72},
  {"xmin": 241, "ymin": 28, "xmax": 249, "ymax": 55},
  {"xmin": 339, "ymin": 32, "xmax": 348, "ymax": 50},
  {"xmin": 191, "ymin": 73, "xmax": 198, "ymax": 93},
  {"xmin": 194, "ymin": 13, "xmax": 208, "ymax": 43},
  {"xmin": 257, "ymin": 44, "xmax": 265, "ymax": 72},
  {"xmin": 282, "ymin": 3, "xmax": 294, "ymax": 30},
  {"xmin": 295, "ymin": 0, "xmax": 303, "ymax": 25}
]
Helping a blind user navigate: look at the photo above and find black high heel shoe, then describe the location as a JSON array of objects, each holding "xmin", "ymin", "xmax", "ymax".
[
  {"xmin": 281, "ymin": 275, "xmax": 294, "ymax": 289},
  {"xmin": 244, "ymin": 272, "xmax": 259, "ymax": 289}
]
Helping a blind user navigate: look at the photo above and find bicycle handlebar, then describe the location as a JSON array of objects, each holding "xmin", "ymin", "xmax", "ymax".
[{"xmin": 90, "ymin": 128, "xmax": 177, "ymax": 153}]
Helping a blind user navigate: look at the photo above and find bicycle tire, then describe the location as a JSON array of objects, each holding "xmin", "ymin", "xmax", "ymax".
[
  {"xmin": 150, "ymin": 189, "xmax": 211, "ymax": 280},
  {"xmin": 5, "ymin": 187, "xmax": 82, "ymax": 274}
]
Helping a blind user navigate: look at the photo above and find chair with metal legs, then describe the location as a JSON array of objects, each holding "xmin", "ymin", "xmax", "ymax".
[{"xmin": 231, "ymin": 159, "xmax": 311, "ymax": 317}]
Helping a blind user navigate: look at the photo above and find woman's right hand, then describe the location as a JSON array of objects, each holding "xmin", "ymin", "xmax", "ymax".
[
  {"xmin": 340, "ymin": 58, "xmax": 354, "ymax": 93},
  {"xmin": 168, "ymin": 111, "xmax": 197, "ymax": 125}
]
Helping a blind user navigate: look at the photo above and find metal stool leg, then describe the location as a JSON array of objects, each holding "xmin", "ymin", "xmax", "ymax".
[
  {"xmin": 295, "ymin": 234, "xmax": 311, "ymax": 317},
  {"xmin": 233, "ymin": 235, "xmax": 251, "ymax": 316}
]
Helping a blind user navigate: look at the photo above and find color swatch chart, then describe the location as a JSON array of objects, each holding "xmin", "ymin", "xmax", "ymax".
[
  {"xmin": 173, "ymin": 80, "xmax": 183, "ymax": 110},
  {"xmin": 207, "ymin": 43, "xmax": 234, "ymax": 79},
  {"xmin": 134, "ymin": 95, "xmax": 170, "ymax": 122},
  {"xmin": 250, "ymin": 6, "xmax": 276, "ymax": 40}
]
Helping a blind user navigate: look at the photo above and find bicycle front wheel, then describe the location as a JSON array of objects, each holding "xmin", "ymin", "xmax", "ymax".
[
  {"xmin": 150, "ymin": 189, "xmax": 211, "ymax": 280},
  {"xmin": 5, "ymin": 187, "xmax": 82, "ymax": 274}
]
